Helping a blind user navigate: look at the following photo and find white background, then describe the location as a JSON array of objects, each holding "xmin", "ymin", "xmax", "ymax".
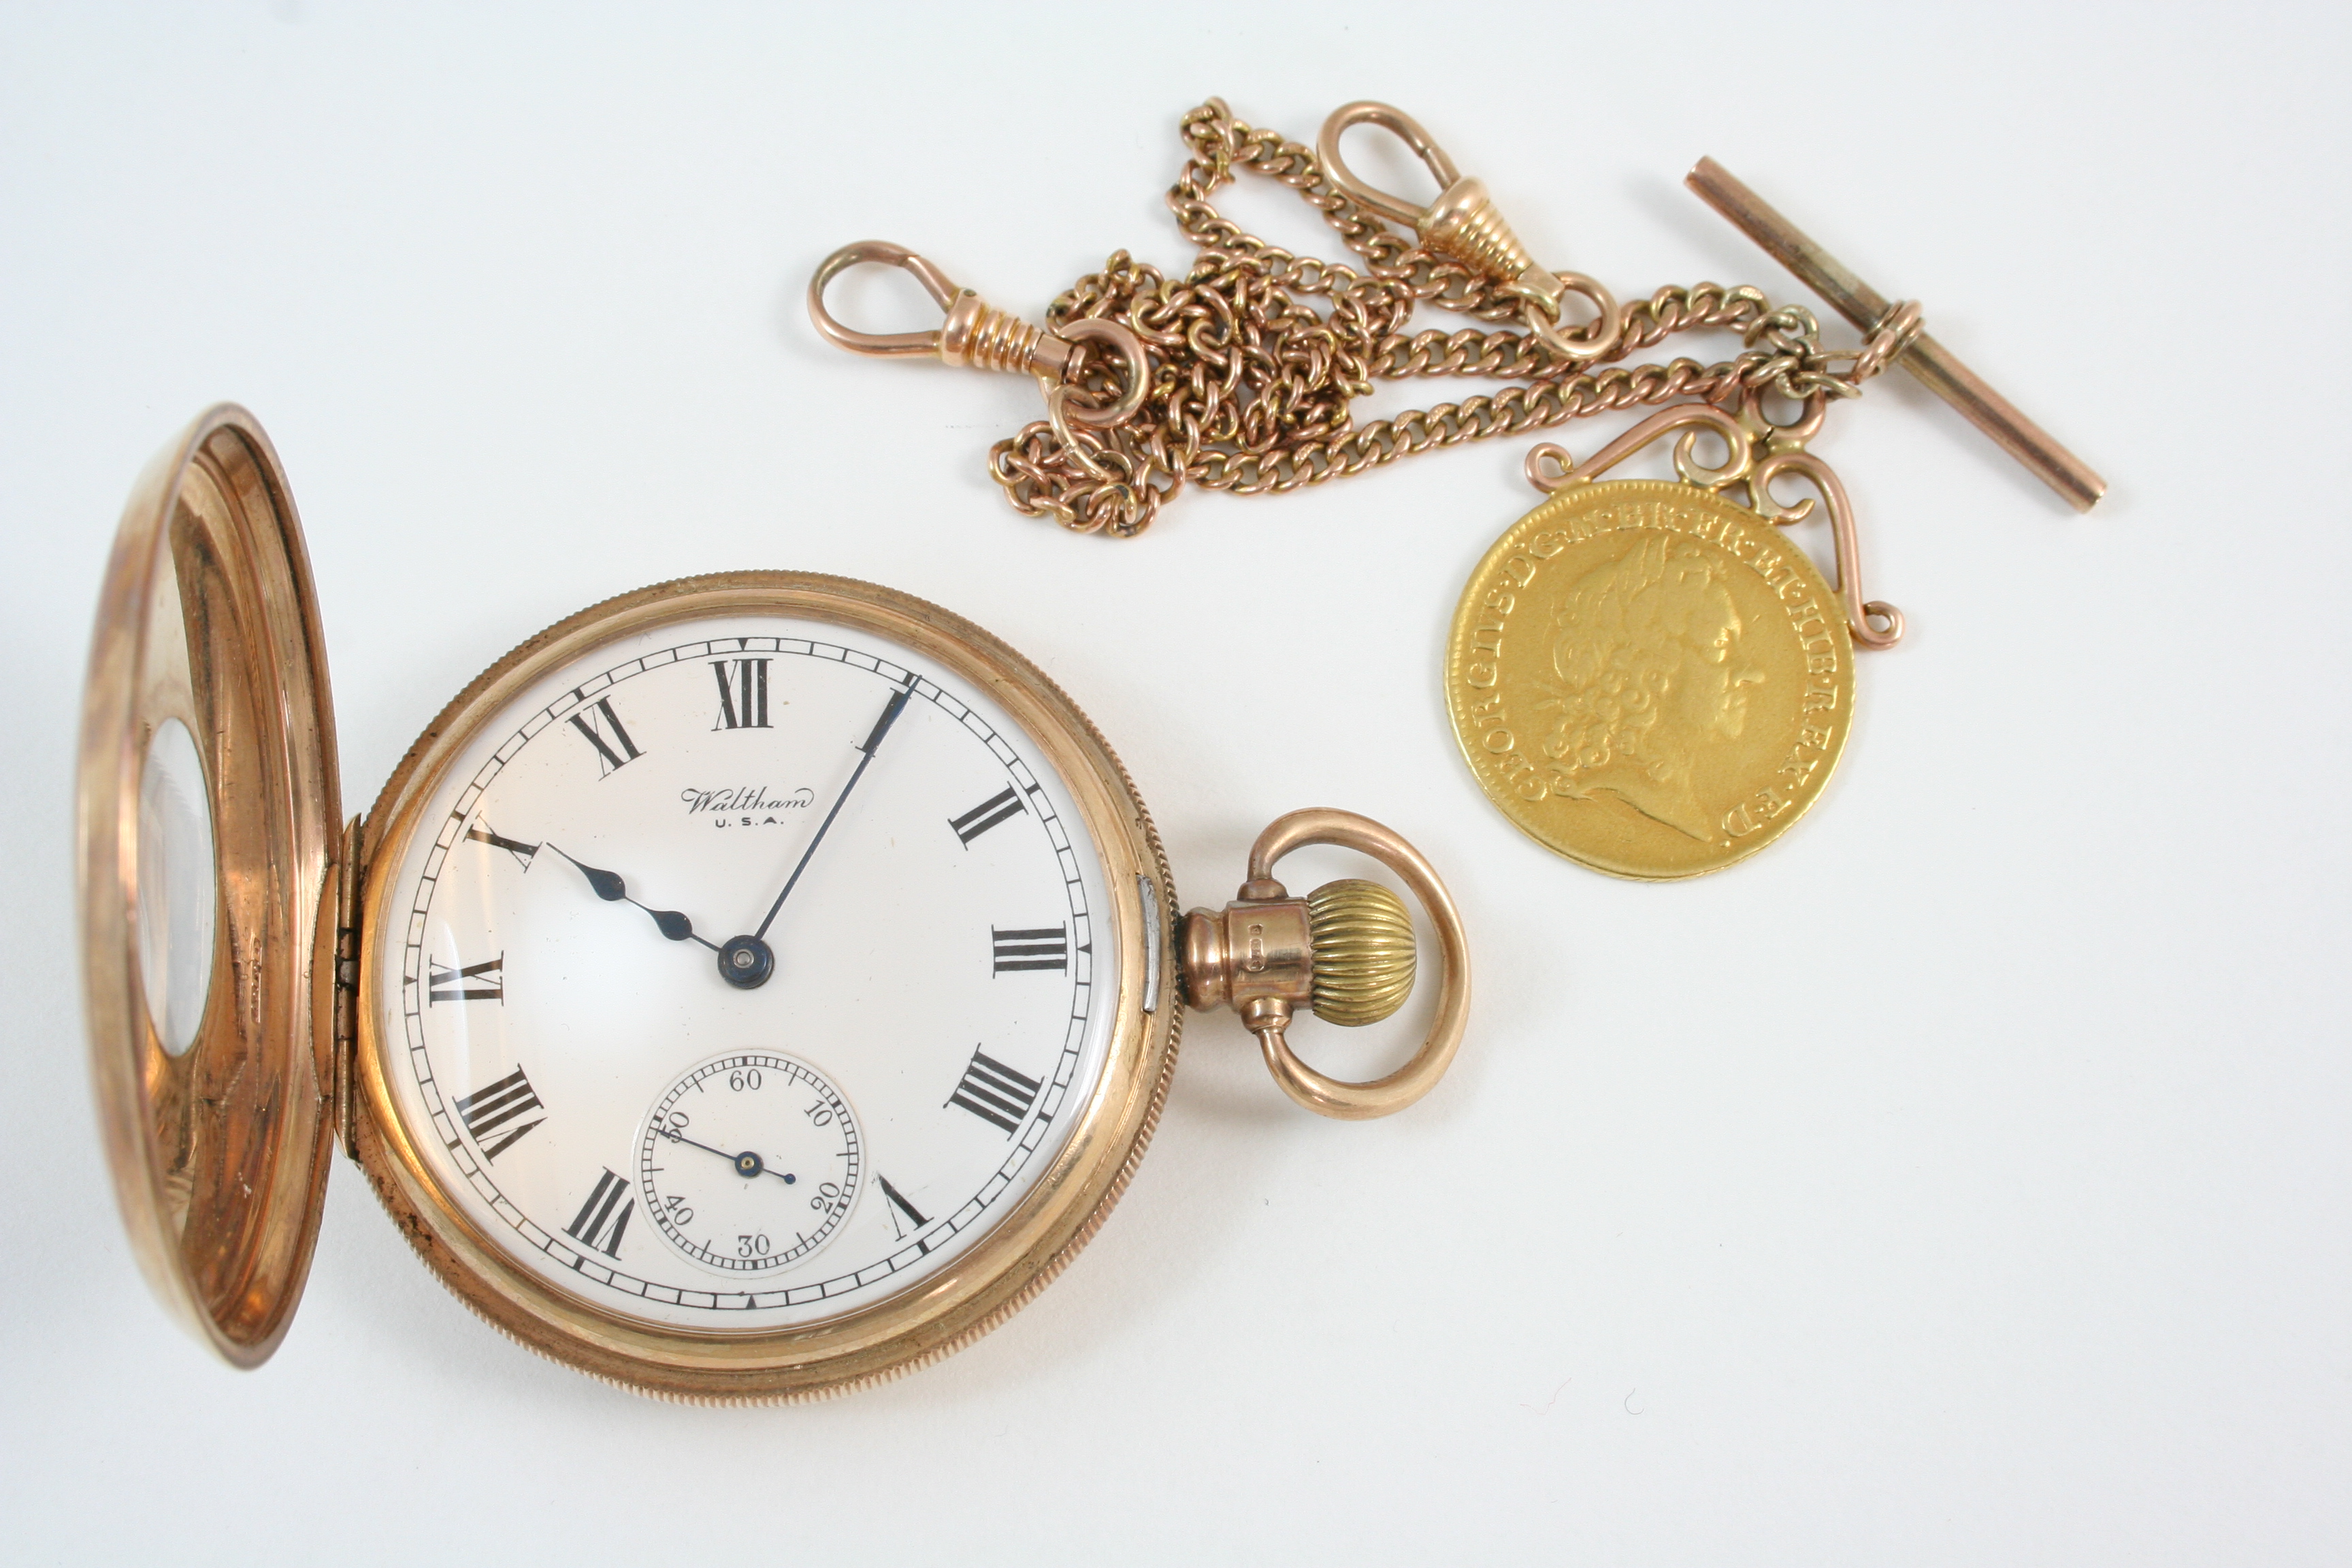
[{"xmin": 3, "ymin": 3, "xmax": 2346, "ymax": 1563}]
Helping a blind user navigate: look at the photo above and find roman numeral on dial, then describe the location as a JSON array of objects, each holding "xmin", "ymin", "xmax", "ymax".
[
  {"xmin": 992, "ymin": 925, "xmax": 1068, "ymax": 974},
  {"xmin": 947, "ymin": 785, "xmax": 1026, "ymax": 846},
  {"xmin": 566, "ymin": 1169, "xmax": 634, "ymax": 1258},
  {"xmin": 427, "ymin": 953, "xmax": 504, "ymax": 1004},
  {"xmin": 711, "ymin": 657, "xmax": 771, "ymax": 730},
  {"xmin": 877, "ymin": 1174, "xmax": 930, "ymax": 1243},
  {"xmin": 464, "ymin": 821, "xmax": 540, "ymax": 870},
  {"xmin": 567, "ymin": 695, "xmax": 642, "ymax": 776},
  {"xmin": 946, "ymin": 1047, "xmax": 1043, "ymax": 1136},
  {"xmin": 451, "ymin": 1068, "xmax": 544, "ymax": 1160}
]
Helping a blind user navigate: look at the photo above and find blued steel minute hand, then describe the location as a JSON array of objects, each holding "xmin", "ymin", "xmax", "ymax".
[{"xmin": 715, "ymin": 680, "xmax": 913, "ymax": 990}]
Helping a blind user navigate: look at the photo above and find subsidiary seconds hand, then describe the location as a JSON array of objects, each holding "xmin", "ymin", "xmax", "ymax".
[
  {"xmin": 716, "ymin": 680, "xmax": 913, "ymax": 990},
  {"xmin": 657, "ymin": 1123, "xmax": 797, "ymax": 1184}
]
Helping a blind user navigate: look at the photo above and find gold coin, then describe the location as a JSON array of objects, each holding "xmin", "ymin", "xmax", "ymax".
[{"xmin": 1445, "ymin": 480, "xmax": 1855, "ymax": 879}]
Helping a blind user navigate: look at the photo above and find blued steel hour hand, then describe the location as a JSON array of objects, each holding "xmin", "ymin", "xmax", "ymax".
[{"xmin": 548, "ymin": 845, "xmax": 719, "ymax": 951}]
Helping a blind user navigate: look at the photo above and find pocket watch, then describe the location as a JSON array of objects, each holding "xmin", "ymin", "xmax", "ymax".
[{"xmin": 78, "ymin": 405, "xmax": 1471, "ymax": 1401}]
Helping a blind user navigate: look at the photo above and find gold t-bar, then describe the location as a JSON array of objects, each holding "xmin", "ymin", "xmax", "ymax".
[{"xmin": 1686, "ymin": 158, "xmax": 2106, "ymax": 512}]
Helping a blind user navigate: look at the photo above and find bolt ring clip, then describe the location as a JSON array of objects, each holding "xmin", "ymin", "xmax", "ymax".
[
  {"xmin": 1316, "ymin": 102, "xmax": 1621, "ymax": 364},
  {"xmin": 808, "ymin": 240, "xmax": 1149, "ymax": 427}
]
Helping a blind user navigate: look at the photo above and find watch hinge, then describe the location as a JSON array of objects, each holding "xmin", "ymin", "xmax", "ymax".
[{"xmin": 332, "ymin": 814, "xmax": 365, "ymax": 1163}]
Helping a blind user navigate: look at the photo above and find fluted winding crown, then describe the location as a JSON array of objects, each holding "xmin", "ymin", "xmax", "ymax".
[{"xmin": 1305, "ymin": 879, "xmax": 1416, "ymax": 1026}]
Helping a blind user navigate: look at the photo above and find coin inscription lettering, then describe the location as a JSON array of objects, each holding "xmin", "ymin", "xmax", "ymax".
[{"xmin": 1446, "ymin": 480, "xmax": 1855, "ymax": 879}]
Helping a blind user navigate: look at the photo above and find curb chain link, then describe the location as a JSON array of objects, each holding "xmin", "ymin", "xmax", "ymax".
[{"xmin": 985, "ymin": 103, "xmax": 1896, "ymax": 538}]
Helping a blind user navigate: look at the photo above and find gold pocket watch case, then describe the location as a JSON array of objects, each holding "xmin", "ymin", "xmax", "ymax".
[
  {"xmin": 78, "ymin": 406, "xmax": 1471, "ymax": 1401},
  {"xmin": 78, "ymin": 406, "xmax": 340, "ymax": 1368}
]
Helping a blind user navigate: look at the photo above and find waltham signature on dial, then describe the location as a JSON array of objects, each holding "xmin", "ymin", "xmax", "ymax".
[{"xmin": 680, "ymin": 784, "xmax": 815, "ymax": 817}]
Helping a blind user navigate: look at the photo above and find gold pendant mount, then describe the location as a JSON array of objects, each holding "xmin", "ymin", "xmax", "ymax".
[{"xmin": 1180, "ymin": 809, "xmax": 1471, "ymax": 1120}]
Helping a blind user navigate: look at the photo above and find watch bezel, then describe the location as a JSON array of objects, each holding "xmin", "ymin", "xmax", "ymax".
[{"xmin": 350, "ymin": 571, "xmax": 1181, "ymax": 1401}]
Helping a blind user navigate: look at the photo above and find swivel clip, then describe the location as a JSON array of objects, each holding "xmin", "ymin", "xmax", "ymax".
[
  {"xmin": 1318, "ymin": 101, "xmax": 1621, "ymax": 364},
  {"xmin": 808, "ymin": 241, "xmax": 1149, "ymax": 427}
]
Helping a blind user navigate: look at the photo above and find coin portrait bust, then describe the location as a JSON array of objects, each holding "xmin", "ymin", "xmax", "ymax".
[{"xmin": 1538, "ymin": 534, "xmax": 1765, "ymax": 842}]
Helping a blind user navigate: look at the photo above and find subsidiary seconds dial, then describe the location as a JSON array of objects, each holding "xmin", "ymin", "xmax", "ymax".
[{"xmin": 639, "ymin": 1054, "xmax": 862, "ymax": 1273}]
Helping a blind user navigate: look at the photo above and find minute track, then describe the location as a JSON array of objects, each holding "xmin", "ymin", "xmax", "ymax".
[{"xmin": 391, "ymin": 619, "xmax": 1111, "ymax": 1329}]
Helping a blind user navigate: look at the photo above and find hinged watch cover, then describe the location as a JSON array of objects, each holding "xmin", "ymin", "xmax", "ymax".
[{"xmin": 77, "ymin": 404, "xmax": 343, "ymax": 1367}]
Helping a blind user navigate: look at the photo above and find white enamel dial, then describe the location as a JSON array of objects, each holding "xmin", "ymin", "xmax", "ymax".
[{"xmin": 371, "ymin": 613, "xmax": 1121, "ymax": 1331}]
